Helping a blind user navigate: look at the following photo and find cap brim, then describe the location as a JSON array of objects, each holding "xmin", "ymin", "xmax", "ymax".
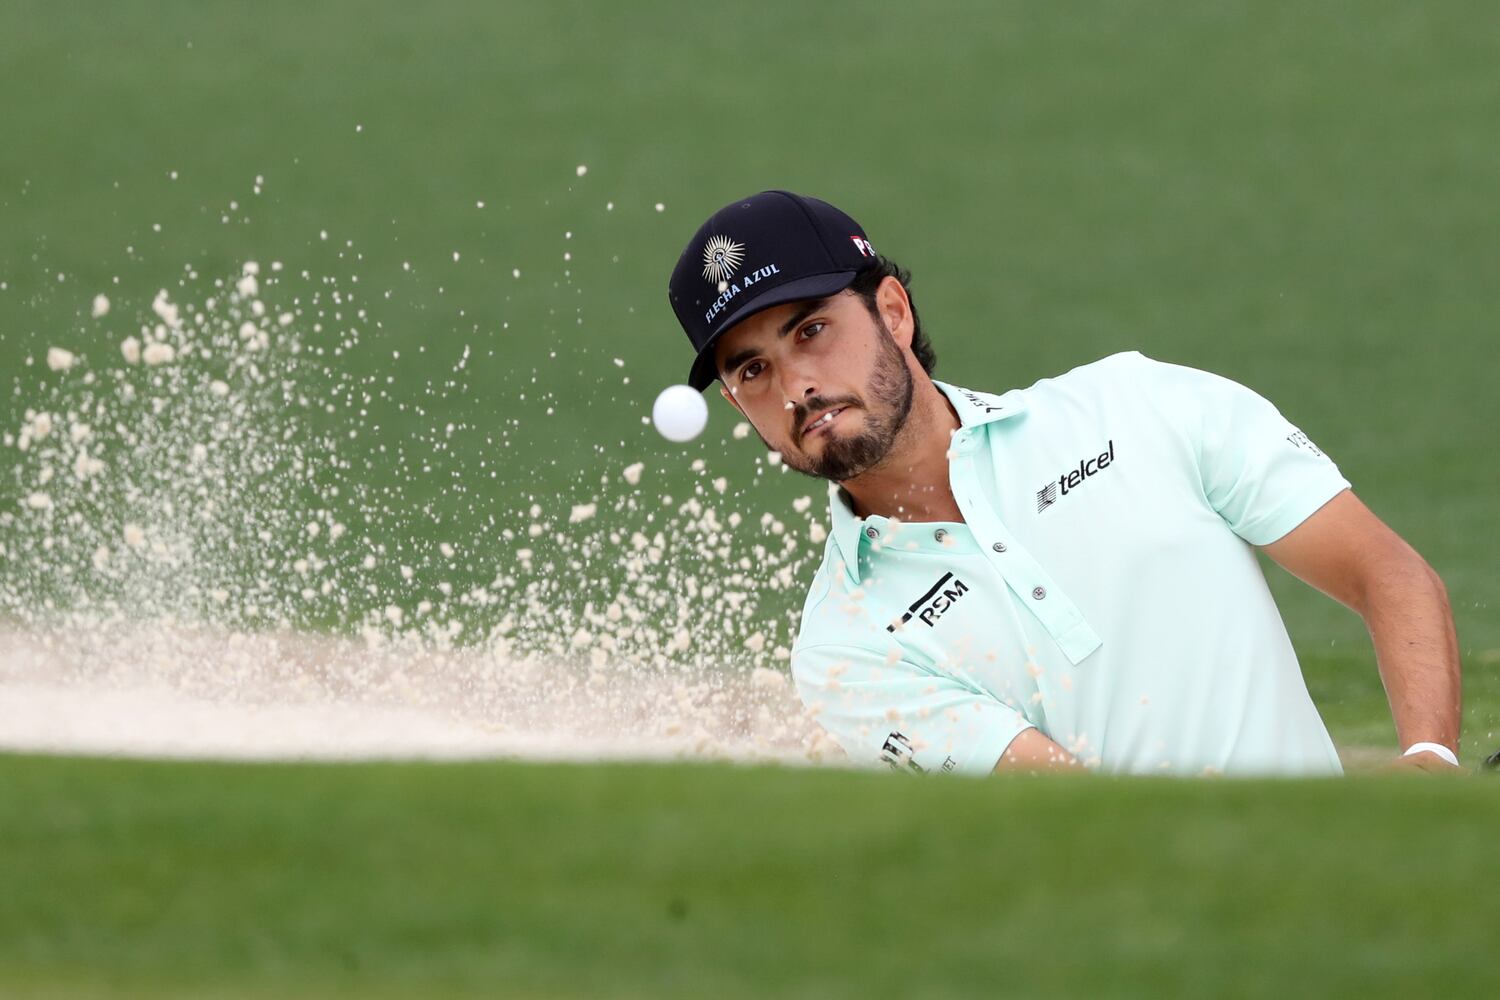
[{"xmin": 686, "ymin": 271, "xmax": 861, "ymax": 391}]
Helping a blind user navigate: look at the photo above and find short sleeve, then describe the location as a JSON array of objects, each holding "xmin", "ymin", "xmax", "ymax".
[
  {"xmin": 791, "ymin": 642, "xmax": 1034, "ymax": 775},
  {"xmin": 1141, "ymin": 356, "xmax": 1351, "ymax": 545}
]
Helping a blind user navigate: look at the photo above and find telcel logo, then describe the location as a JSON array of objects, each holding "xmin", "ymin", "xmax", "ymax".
[{"xmin": 1037, "ymin": 440, "xmax": 1115, "ymax": 512}]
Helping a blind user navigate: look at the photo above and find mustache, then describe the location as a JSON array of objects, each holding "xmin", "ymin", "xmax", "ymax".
[{"xmin": 793, "ymin": 395, "xmax": 860, "ymax": 443}]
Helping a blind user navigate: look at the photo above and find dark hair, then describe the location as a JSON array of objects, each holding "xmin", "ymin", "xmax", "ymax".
[{"xmin": 847, "ymin": 255, "xmax": 936, "ymax": 375}]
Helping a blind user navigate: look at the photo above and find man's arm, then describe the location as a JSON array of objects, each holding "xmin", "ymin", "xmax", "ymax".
[
  {"xmin": 793, "ymin": 641, "xmax": 1042, "ymax": 776},
  {"xmin": 1260, "ymin": 490, "xmax": 1462, "ymax": 768},
  {"xmin": 994, "ymin": 727, "xmax": 1085, "ymax": 773}
]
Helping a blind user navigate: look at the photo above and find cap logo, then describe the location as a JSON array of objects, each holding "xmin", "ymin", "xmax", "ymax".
[{"xmin": 701, "ymin": 235, "xmax": 747, "ymax": 285}]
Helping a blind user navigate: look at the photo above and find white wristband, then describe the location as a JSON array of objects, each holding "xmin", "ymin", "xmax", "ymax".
[{"xmin": 1403, "ymin": 742, "xmax": 1459, "ymax": 767}]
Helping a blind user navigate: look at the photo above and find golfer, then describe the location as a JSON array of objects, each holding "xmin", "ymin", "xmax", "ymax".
[{"xmin": 668, "ymin": 191, "xmax": 1462, "ymax": 775}]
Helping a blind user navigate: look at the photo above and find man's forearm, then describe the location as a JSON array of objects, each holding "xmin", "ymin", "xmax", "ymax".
[
  {"xmin": 993, "ymin": 727, "xmax": 1085, "ymax": 773},
  {"xmin": 1260, "ymin": 490, "xmax": 1463, "ymax": 763},
  {"xmin": 1361, "ymin": 557, "xmax": 1462, "ymax": 754}
]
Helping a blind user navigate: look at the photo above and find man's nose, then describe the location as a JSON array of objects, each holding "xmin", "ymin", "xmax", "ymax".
[{"xmin": 778, "ymin": 363, "xmax": 820, "ymax": 407}]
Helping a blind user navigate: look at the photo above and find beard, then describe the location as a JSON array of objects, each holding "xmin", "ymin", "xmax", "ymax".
[{"xmin": 779, "ymin": 320, "xmax": 915, "ymax": 482}]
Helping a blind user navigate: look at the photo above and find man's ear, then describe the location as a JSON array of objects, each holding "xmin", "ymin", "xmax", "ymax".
[
  {"xmin": 876, "ymin": 276, "xmax": 914, "ymax": 348},
  {"xmin": 718, "ymin": 383, "xmax": 744, "ymax": 415}
]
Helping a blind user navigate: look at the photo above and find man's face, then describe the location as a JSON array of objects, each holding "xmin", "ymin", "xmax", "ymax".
[{"xmin": 713, "ymin": 279, "xmax": 916, "ymax": 482}]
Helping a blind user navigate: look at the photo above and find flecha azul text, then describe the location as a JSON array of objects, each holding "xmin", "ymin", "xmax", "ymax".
[{"xmin": 703, "ymin": 263, "xmax": 781, "ymax": 324}]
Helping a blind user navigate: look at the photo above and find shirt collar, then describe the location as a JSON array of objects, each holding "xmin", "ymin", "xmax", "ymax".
[
  {"xmin": 825, "ymin": 380, "xmax": 1026, "ymax": 584},
  {"xmin": 933, "ymin": 379, "xmax": 1027, "ymax": 429}
]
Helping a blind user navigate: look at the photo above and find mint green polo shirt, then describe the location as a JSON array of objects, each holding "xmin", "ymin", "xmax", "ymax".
[{"xmin": 791, "ymin": 351, "xmax": 1349, "ymax": 776}]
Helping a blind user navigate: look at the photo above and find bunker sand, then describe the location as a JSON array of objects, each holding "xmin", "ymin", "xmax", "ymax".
[{"xmin": 0, "ymin": 624, "xmax": 839, "ymax": 764}]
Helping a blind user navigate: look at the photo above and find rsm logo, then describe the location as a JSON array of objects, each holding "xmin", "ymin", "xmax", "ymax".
[{"xmin": 887, "ymin": 572, "xmax": 969, "ymax": 632}]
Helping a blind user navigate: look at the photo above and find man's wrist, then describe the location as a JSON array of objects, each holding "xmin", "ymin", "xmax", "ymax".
[{"xmin": 1402, "ymin": 741, "xmax": 1460, "ymax": 767}]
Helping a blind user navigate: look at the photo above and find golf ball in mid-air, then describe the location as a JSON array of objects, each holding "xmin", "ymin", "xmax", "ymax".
[{"xmin": 652, "ymin": 384, "xmax": 708, "ymax": 442}]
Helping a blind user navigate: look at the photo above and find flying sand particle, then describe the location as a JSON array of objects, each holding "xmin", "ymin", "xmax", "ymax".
[
  {"xmin": 142, "ymin": 342, "xmax": 176, "ymax": 366},
  {"xmin": 151, "ymin": 290, "xmax": 181, "ymax": 329},
  {"xmin": 73, "ymin": 450, "xmax": 104, "ymax": 480},
  {"xmin": 751, "ymin": 667, "xmax": 786, "ymax": 690},
  {"xmin": 0, "ymin": 251, "xmax": 830, "ymax": 768}
]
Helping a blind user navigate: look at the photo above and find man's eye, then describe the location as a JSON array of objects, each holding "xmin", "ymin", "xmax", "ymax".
[
  {"xmin": 742, "ymin": 361, "xmax": 764, "ymax": 381},
  {"xmin": 801, "ymin": 322, "xmax": 825, "ymax": 339}
]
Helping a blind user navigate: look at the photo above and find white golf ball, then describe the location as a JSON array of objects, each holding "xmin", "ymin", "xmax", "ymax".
[{"xmin": 652, "ymin": 384, "xmax": 708, "ymax": 442}]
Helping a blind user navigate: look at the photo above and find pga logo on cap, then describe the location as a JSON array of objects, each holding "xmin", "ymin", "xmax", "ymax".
[{"xmin": 850, "ymin": 235, "xmax": 875, "ymax": 257}]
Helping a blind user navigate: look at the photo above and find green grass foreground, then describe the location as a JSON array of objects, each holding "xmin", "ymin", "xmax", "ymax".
[{"xmin": 1, "ymin": 754, "xmax": 1495, "ymax": 999}]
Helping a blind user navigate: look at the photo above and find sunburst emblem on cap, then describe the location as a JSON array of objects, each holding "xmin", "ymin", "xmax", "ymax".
[{"xmin": 701, "ymin": 235, "xmax": 747, "ymax": 285}]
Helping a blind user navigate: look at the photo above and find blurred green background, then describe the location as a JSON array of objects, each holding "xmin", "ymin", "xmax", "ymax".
[
  {"xmin": 4, "ymin": 0, "xmax": 1495, "ymax": 741},
  {"xmin": 3, "ymin": 2, "xmax": 1499, "ymax": 996},
  {"xmin": 2, "ymin": 1, "xmax": 1500, "ymax": 710}
]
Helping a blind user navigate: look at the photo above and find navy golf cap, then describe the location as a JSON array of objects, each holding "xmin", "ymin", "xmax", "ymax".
[{"xmin": 669, "ymin": 190, "xmax": 880, "ymax": 391}]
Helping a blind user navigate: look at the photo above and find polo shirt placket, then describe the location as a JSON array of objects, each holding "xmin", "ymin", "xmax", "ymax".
[{"xmin": 945, "ymin": 408, "xmax": 1103, "ymax": 667}]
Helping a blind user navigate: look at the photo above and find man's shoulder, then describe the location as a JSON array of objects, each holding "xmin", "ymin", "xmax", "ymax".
[
  {"xmin": 1022, "ymin": 350, "xmax": 1153, "ymax": 398},
  {"xmin": 1011, "ymin": 352, "xmax": 1225, "ymax": 441},
  {"xmin": 945, "ymin": 351, "xmax": 1156, "ymax": 415}
]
